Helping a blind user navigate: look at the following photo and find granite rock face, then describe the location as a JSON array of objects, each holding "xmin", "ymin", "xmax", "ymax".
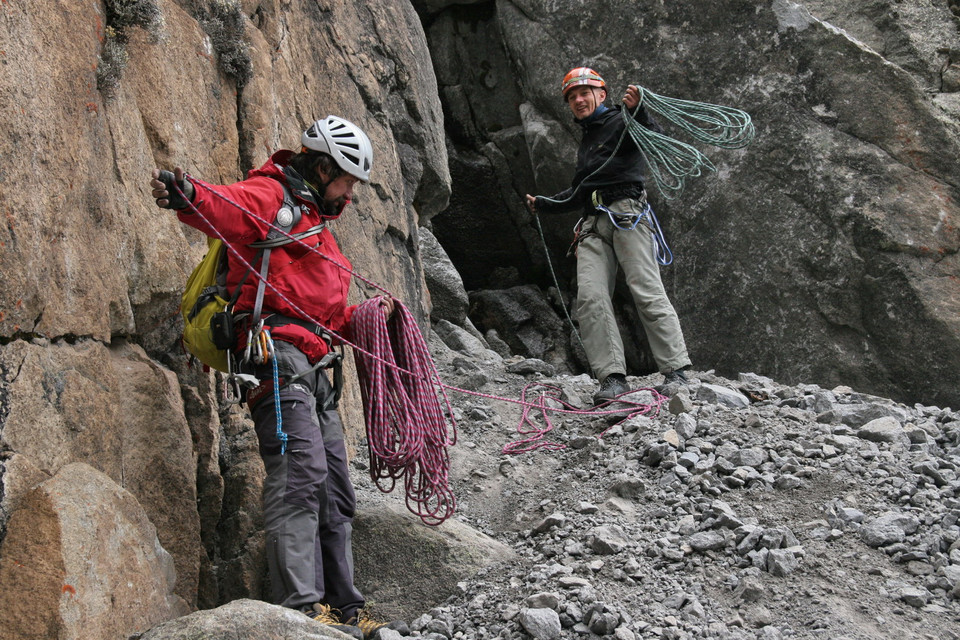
[
  {"xmin": 425, "ymin": 0, "xmax": 960, "ymax": 408},
  {"xmin": 0, "ymin": 0, "xmax": 449, "ymax": 634}
]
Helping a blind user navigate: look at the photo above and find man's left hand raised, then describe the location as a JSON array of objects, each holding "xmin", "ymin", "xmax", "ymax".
[{"xmin": 623, "ymin": 85, "xmax": 641, "ymax": 110}]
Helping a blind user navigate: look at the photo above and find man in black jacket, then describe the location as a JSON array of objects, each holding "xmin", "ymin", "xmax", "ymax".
[{"xmin": 526, "ymin": 67, "xmax": 692, "ymax": 404}]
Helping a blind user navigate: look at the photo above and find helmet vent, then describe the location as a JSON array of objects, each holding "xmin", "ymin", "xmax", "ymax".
[{"xmin": 300, "ymin": 115, "xmax": 374, "ymax": 182}]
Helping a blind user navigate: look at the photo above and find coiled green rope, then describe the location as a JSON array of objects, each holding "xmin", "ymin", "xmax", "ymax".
[{"xmin": 625, "ymin": 85, "xmax": 755, "ymax": 199}]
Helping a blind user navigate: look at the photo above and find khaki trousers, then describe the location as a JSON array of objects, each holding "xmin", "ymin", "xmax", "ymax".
[{"xmin": 575, "ymin": 197, "xmax": 691, "ymax": 380}]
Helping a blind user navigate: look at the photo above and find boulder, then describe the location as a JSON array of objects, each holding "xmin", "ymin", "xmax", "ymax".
[
  {"xmin": 0, "ymin": 463, "xmax": 189, "ymax": 640},
  {"xmin": 352, "ymin": 502, "xmax": 515, "ymax": 621},
  {"xmin": 857, "ymin": 416, "xmax": 910, "ymax": 445},
  {"xmin": 419, "ymin": 227, "xmax": 469, "ymax": 324},
  {"xmin": 0, "ymin": 340, "xmax": 204, "ymax": 605},
  {"xmin": 136, "ymin": 598, "xmax": 350, "ymax": 640},
  {"xmin": 469, "ymin": 285, "xmax": 576, "ymax": 371}
]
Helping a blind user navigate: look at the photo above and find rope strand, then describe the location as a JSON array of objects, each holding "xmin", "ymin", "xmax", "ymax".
[
  {"xmin": 502, "ymin": 383, "xmax": 667, "ymax": 454},
  {"xmin": 628, "ymin": 85, "xmax": 755, "ymax": 199}
]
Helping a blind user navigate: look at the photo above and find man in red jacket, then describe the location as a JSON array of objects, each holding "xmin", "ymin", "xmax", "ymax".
[{"xmin": 150, "ymin": 116, "xmax": 393, "ymax": 639}]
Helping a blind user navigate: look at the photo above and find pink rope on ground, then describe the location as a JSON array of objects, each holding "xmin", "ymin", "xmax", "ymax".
[{"xmin": 501, "ymin": 383, "xmax": 667, "ymax": 454}]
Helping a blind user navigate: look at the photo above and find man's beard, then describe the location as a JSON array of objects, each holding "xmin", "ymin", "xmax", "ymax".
[{"xmin": 322, "ymin": 195, "xmax": 349, "ymax": 218}]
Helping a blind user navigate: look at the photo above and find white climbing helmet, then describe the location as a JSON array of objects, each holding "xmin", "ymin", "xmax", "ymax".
[{"xmin": 301, "ymin": 115, "xmax": 373, "ymax": 182}]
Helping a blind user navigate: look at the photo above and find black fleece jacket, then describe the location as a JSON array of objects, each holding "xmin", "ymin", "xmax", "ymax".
[{"xmin": 535, "ymin": 104, "xmax": 662, "ymax": 216}]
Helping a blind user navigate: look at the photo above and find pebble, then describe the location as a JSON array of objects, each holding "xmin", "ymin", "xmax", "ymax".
[{"xmin": 398, "ymin": 364, "xmax": 960, "ymax": 640}]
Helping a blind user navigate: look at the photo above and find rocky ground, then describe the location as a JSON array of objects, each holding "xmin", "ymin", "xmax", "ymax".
[{"xmin": 352, "ymin": 336, "xmax": 960, "ymax": 640}]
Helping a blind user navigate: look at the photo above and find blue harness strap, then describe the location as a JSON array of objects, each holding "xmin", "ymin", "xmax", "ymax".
[{"xmin": 596, "ymin": 202, "xmax": 674, "ymax": 266}]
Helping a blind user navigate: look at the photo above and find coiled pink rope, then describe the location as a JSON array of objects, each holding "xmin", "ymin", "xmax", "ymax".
[{"xmin": 351, "ymin": 299, "xmax": 458, "ymax": 526}]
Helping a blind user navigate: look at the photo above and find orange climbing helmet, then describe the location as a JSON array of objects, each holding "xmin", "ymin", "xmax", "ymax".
[{"xmin": 561, "ymin": 67, "xmax": 606, "ymax": 97}]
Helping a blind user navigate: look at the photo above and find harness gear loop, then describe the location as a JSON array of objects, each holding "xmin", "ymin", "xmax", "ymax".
[
  {"xmin": 286, "ymin": 347, "xmax": 344, "ymax": 411},
  {"xmin": 596, "ymin": 203, "xmax": 643, "ymax": 232},
  {"xmin": 244, "ymin": 315, "xmax": 345, "ymax": 412},
  {"xmin": 567, "ymin": 217, "xmax": 586, "ymax": 258}
]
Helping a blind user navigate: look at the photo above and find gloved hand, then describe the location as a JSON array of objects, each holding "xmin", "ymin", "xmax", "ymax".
[{"xmin": 151, "ymin": 167, "xmax": 195, "ymax": 210}]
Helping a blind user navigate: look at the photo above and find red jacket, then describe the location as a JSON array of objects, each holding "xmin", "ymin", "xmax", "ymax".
[{"xmin": 178, "ymin": 150, "xmax": 355, "ymax": 363}]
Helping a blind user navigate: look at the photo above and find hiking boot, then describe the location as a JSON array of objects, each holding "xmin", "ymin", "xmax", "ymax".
[
  {"xmin": 592, "ymin": 373, "xmax": 628, "ymax": 405},
  {"xmin": 304, "ymin": 603, "xmax": 364, "ymax": 639},
  {"xmin": 662, "ymin": 368, "xmax": 689, "ymax": 386},
  {"xmin": 344, "ymin": 608, "xmax": 409, "ymax": 639}
]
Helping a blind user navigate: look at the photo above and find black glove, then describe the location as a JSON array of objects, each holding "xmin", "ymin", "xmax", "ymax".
[{"xmin": 156, "ymin": 170, "xmax": 195, "ymax": 210}]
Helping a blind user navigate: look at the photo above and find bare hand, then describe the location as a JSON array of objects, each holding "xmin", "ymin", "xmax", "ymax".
[
  {"xmin": 380, "ymin": 296, "xmax": 396, "ymax": 319},
  {"xmin": 623, "ymin": 85, "xmax": 640, "ymax": 110},
  {"xmin": 525, "ymin": 194, "xmax": 537, "ymax": 213}
]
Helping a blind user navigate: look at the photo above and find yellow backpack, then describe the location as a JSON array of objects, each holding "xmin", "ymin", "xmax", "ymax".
[{"xmin": 180, "ymin": 237, "xmax": 234, "ymax": 371}]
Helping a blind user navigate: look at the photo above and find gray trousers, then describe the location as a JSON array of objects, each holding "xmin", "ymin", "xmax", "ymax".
[
  {"xmin": 247, "ymin": 340, "xmax": 365, "ymax": 619},
  {"xmin": 576, "ymin": 197, "xmax": 691, "ymax": 380}
]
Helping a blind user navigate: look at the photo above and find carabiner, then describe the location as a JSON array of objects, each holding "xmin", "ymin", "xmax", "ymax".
[
  {"xmin": 258, "ymin": 329, "xmax": 269, "ymax": 364},
  {"xmin": 243, "ymin": 327, "xmax": 254, "ymax": 363}
]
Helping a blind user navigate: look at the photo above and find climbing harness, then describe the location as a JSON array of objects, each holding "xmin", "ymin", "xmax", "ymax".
[
  {"xmin": 596, "ymin": 203, "xmax": 642, "ymax": 232},
  {"xmin": 593, "ymin": 202, "xmax": 674, "ymax": 266}
]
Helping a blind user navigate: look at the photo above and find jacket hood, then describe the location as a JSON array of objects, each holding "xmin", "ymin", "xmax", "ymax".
[{"xmin": 247, "ymin": 150, "xmax": 295, "ymax": 181}]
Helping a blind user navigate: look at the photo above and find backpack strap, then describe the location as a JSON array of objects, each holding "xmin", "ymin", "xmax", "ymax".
[{"xmin": 246, "ymin": 183, "xmax": 325, "ymax": 329}]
